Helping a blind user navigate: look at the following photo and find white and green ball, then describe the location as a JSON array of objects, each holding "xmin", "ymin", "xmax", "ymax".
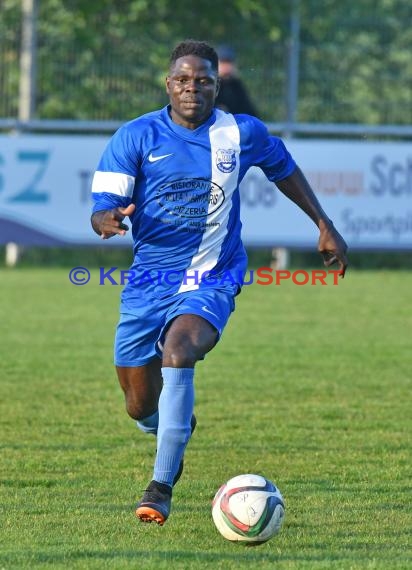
[{"xmin": 212, "ymin": 473, "xmax": 285, "ymax": 544}]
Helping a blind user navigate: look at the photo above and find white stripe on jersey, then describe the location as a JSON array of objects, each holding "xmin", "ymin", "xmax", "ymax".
[
  {"xmin": 177, "ymin": 111, "xmax": 241, "ymax": 294},
  {"xmin": 92, "ymin": 171, "xmax": 135, "ymax": 198}
]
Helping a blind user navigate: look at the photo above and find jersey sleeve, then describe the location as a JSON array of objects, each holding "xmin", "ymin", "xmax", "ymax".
[
  {"xmin": 91, "ymin": 123, "xmax": 141, "ymax": 213},
  {"xmin": 250, "ymin": 118, "xmax": 297, "ymax": 182}
]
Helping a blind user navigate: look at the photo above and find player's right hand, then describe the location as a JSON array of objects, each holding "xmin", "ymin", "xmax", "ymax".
[{"xmin": 91, "ymin": 203, "xmax": 136, "ymax": 239}]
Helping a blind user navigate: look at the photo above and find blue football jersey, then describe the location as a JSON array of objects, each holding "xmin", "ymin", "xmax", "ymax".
[{"xmin": 92, "ymin": 106, "xmax": 296, "ymax": 301}]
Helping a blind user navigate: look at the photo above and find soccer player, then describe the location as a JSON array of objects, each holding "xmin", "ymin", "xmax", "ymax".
[{"xmin": 91, "ymin": 39, "xmax": 348, "ymax": 526}]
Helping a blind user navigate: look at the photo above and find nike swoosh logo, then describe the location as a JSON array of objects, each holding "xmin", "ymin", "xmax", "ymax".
[
  {"xmin": 202, "ymin": 305, "xmax": 218, "ymax": 318},
  {"xmin": 148, "ymin": 152, "xmax": 173, "ymax": 163}
]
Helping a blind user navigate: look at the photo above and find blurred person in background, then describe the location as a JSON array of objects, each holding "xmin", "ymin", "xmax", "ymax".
[{"xmin": 215, "ymin": 45, "xmax": 260, "ymax": 117}]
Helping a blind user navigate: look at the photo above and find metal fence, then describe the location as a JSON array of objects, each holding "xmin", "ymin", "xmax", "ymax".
[{"xmin": 1, "ymin": 0, "xmax": 411, "ymax": 134}]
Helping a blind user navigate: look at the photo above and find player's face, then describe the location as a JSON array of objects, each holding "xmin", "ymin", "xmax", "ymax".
[{"xmin": 166, "ymin": 55, "xmax": 219, "ymax": 130}]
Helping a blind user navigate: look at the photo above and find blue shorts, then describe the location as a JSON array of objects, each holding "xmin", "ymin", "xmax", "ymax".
[{"xmin": 114, "ymin": 286, "xmax": 236, "ymax": 367}]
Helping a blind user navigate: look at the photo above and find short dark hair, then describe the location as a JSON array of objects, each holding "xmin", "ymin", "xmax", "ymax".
[{"xmin": 170, "ymin": 40, "xmax": 218, "ymax": 72}]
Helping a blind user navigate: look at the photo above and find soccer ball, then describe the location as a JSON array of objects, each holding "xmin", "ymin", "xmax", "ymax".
[{"xmin": 212, "ymin": 473, "xmax": 285, "ymax": 545}]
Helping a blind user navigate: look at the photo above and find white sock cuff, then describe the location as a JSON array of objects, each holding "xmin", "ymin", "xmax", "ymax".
[{"xmin": 136, "ymin": 410, "xmax": 159, "ymax": 434}]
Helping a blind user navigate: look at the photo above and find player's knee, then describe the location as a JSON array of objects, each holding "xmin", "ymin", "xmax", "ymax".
[
  {"xmin": 125, "ymin": 400, "xmax": 140, "ymax": 420},
  {"xmin": 124, "ymin": 396, "xmax": 153, "ymax": 421},
  {"xmin": 163, "ymin": 344, "xmax": 200, "ymax": 368}
]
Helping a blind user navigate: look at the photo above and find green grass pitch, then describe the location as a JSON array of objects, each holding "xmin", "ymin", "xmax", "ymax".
[{"xmin": 0, "ymin": 267, "xmax": 411, "ymax": 569}]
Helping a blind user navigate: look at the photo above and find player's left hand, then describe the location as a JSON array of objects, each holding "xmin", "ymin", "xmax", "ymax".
[{"xmin": 318, "ymin": 219, "xmax": 348, "ymax": 277}]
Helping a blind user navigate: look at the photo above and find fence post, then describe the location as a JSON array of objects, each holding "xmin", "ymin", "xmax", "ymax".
[
  {"xmin": 19, "ymin": 0, "xmax": 38, "ymax": 122},
  {"xmin": 285, "ymin": 0, "xmax": 300, "ymax": 139}
]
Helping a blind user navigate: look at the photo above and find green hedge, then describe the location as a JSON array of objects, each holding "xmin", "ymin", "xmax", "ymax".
[{"xmin": 1, "ymin": 246, "xmax": 411, "ymax": 270}]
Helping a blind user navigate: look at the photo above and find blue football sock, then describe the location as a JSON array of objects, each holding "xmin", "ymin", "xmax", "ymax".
[
  {"xmin": 136, "ymin": 410, "xmax": 159, "ymax": 435},
  {"xmin": 153, "ymin": 367, "xmax": 195, "ymax": 487}
]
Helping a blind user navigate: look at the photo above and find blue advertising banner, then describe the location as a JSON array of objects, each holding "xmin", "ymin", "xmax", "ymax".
[{"xmin": 0, "ymin": 135, "xmax": 411, "ymax": 249}]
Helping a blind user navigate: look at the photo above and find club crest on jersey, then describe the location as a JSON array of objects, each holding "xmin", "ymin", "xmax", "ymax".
[{"xmin": 216, "ymin": 148, "xmax": 237, "ymax": 173}]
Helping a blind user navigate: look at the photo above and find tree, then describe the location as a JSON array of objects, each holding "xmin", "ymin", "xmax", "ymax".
[{"xmin": 0, "ymin": 0, "xmax": 410, "ymax": 125}]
